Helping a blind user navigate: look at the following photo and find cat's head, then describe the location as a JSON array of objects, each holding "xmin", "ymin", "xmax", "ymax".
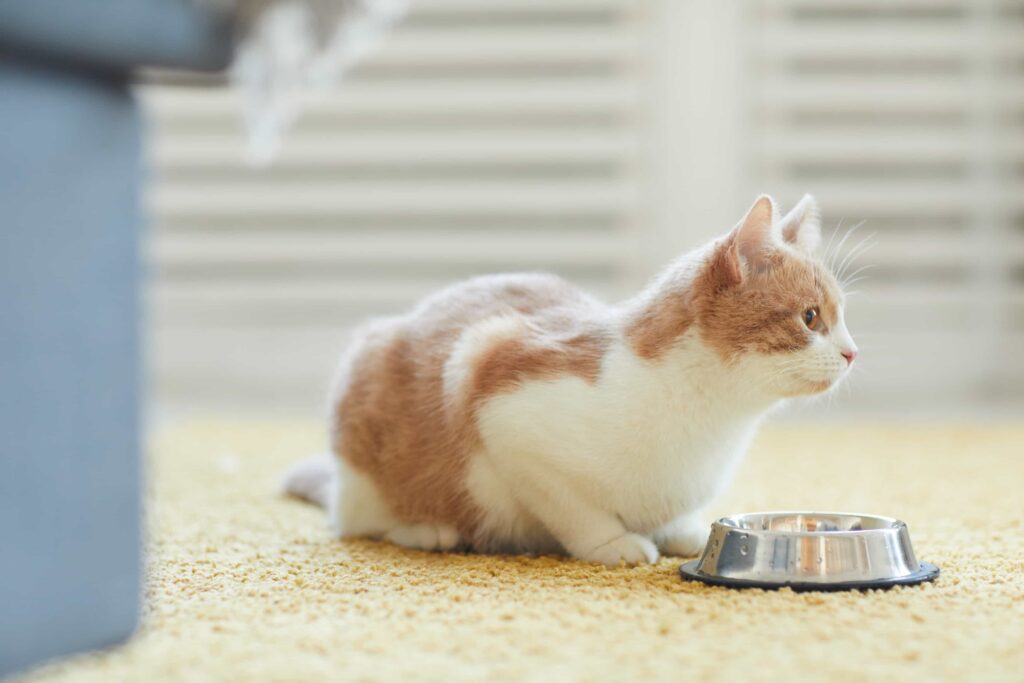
[{"xmin": 696, "ymin": 195, "xmax": 857, "ymax": 397}]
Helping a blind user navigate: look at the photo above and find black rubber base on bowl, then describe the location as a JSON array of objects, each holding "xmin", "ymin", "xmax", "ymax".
[{"xmin": 679, "ymin": 561, "xmax": 940, "ymax": 592}]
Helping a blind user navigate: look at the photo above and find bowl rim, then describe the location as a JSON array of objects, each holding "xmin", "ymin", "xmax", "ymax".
[{"xmin": 713, "ymin": 510, "xmax": 907, "ymax": 537}]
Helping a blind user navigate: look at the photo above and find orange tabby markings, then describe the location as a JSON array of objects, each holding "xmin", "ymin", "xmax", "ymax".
[
  {"xmin": 470, "ymin": 328, "xmax": 607, "ymax": 401},
  {"xmin": 626, "ymin": 288, "xmax": 695, "ymax": 361},
  {"xmin": 331, "ymin": 275, "xmax": 609, "ymax": 538}
]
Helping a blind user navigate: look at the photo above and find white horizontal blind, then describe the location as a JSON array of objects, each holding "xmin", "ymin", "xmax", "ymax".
[
  {"xmin": 1003, "ymin": 0, "xmax": 1024, "ymax": 396},
  {"xmin": 144, "ymin": 0, "xmax": 645, "ymax": 413},
  {"xmin": 745, "ymin": 0, "xmax": 1024, "ymax": 406},
  {"xmin": 146, "ymin": 0, "xmax": 1022, "ymax": 415}
]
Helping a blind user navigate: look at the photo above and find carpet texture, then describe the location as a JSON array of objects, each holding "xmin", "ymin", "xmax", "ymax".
[{"xmin": 16, "ymin": 422, "xmax": 1024, "ymax": 682}]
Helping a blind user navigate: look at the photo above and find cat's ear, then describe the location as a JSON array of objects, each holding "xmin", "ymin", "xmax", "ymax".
[
  {"xmin": 714, "ymin": 195, "xmax": 777, "ymax": 286},
  {"xmin": 779, "ymin": 194, "xmax": 821, "ymax": 254},
  {"xmin": 734, "ymin": 195, "xmax": 778, "ymax": 265}
]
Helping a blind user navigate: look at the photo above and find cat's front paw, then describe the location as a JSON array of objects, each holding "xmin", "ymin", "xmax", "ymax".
[
  {"xmin": 385, "ymin": 523, "xmax": 461, "ymax": 552},
  {"xmin": 579, "ymin": 533, "xmax": 659, "ymax": 566},
  {"xmin": 654, "ymin": 515, "xmax": 711, "ymax": 557}
]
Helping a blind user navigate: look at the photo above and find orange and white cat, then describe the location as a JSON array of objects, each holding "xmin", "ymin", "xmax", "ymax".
[{"xmin": 284, "ymin": 195, "xmax": 858, "ymax": 565}]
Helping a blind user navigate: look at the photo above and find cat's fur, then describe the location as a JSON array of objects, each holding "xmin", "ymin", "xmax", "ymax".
[{"xmin": 283, "ymin": 195, "xmax": 858, "ymax": 565}]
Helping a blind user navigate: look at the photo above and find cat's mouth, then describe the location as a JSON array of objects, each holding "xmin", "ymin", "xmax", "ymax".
[
  {"xmin": 792, "ymin": 371, "xmax": 844, "ymax": 395},
  {"xmin": 777, "ymin": 374, "xmax": 834, "ymax": 398},
  {"xmin": 804, "ymin": 377, "xmax": 836, "ymax": 394}
]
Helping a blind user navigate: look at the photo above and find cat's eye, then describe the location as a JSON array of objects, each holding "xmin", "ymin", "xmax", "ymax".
[{"xmin": 803, "ymin": 307, "xmax": 821, "ymax": 331}]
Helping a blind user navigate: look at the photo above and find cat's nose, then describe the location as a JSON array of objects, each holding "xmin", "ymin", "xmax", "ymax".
[{"xmin": 841, "ymin": 349, "xmax": 858, "ymax": 365}]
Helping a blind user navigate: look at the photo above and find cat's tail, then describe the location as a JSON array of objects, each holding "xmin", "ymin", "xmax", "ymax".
[{"xmin": 280, "ymin": 452, "xmax": 335, "ymax": 508}]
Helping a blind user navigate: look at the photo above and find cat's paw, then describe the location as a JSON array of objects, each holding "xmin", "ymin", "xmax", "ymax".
[
  {"xmin": 654, "ymin": 515, "xmax": 711, "ymax": 557},
  {"xmin": 385, "ymin": 523, "xmax": 461, "ymax": 552},
  {"xmin": 579, "ymin": 533, "xmax": 659, "ymax": 566}
]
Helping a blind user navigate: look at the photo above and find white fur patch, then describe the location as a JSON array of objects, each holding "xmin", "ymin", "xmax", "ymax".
[
  {"xmin": 442, "ymin": 313, "xmax": 528, "ymax": 408},
  {"xmin": 466, "ymin": 332, "xmax": 774, "ymax": 559}
]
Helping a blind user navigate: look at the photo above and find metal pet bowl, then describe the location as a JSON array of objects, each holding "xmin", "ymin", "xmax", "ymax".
[{"xmin": 679, "ymin": 512, "xmax": 939, "ymax": 591}]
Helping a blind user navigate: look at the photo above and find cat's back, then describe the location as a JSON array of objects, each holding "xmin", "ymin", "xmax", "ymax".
[
  {"xmin": 329, "ymin": 272, "xmax": 610, "ymax": 530},
  {"xmin": 410, "ymin": 272, "xmax": 603, "ymax": 332},
  {"xmin": 344, "ymin": 272, "xmax": 604, "ymax": 362},
  {"xmin": 332, "ymin": 272, "xmax": 608, "ymax": 426}
]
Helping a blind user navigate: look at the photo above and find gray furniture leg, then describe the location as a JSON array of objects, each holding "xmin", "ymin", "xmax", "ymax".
[
  {"xmin": 0, "ymin": 1, "xmax": 233, "ymax": 674},
  {"xmin": 0, "ymin": 59, "xmax": 143, "ymax": 675}
]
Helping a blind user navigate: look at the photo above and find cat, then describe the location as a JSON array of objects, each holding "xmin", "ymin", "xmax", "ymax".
[{"xmin": 283, "ymin": 195, "xmax": 858, "ymax": 565}]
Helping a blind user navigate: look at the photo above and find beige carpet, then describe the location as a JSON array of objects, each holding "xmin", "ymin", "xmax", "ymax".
[{"xmin": 17, "ymin": 421, "xmax": 1024, "ymax": 683}]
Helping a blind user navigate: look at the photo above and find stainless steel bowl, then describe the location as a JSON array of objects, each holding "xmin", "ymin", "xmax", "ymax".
[{"xmin": 679, "ymin": 512, "xmax": 939, "ymax": 591}]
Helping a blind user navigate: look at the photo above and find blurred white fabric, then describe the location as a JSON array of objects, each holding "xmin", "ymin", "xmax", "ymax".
[{"xmin": 219, "ymin": 0, "xmax": 407, "ymax": 163}]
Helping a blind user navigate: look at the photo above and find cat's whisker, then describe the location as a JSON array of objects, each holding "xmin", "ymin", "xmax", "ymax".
[
  {"xmin": 827, "ymin": 383, "xmax": 840, "ymax": 410},
  {"xmin": 838, "ymin": 233, "xmax": 877, "ymax": 275},
  {"xmin": 838, "ymin": 261, "xmax": 873, "ymax": 289},
  {"xmin": 840, "ymin": 263, "xmax": 876, "ymax": 287},
  {"xmin": 836, "ymin": 246, "xmax": 873, "ymax": 289},
  {"xmin": 822, "ymin": 217, "xmax": 845, "ymax": 270},
  {"xmin": 825, "ymin": 218, "xmax": 855, "ymax": 272},
  {"xmin": 827, "ymin": 220, "xmax": 867, "ymax": 276},
  {"xmin": 838, "ymin": 239, "xmax": 878, "ymax": 283},
  {"xmin": 841, "ymin": 276, "xmax": 872, "ymax": 290},
  {"xmin": 843, "ymin": 367, "xmax": 862, "ymax": 399},
  {"xmin": 835, "ymin": 233, "xmax": 877, "ymax": 283},
  {"xmin": 842, "ymin": 260, "xmax": 876, "ymax": 278}
]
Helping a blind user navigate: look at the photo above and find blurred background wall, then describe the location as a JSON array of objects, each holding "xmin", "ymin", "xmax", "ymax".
[{"xmin": 141, "ymin": 0, "xmax": 1024, "ymax": 419}]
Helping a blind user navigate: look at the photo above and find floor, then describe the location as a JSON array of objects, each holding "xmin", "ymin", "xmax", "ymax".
[{"xmin": 17, "ymin": 421, "xmax": 1024, "ymax": 682}]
